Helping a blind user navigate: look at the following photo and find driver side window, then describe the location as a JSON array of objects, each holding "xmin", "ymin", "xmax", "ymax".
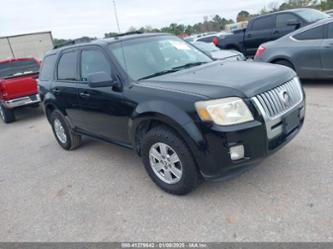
[{"xmin": 81, "ymin": 49, "xmax": 111, "ymax": 81}]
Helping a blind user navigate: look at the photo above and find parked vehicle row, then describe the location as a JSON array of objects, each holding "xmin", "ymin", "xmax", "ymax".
[
  {"xmin": 215, "ymin": 8, "xmax": 330, "ymax": 57},
  {"xmin": 184, "ymin": 32, "xmax": 232, "ymax": 44},
  {"xmin": 0, "ymin": 58, "xmax": 40, "ymax": 123},
  {"xmin": 38, "ymin": 33, "xmax": 305, "ymax": 195},
  {"xmin": 254, "ymin": 18, "xmax": 333, "ymax": 79}
]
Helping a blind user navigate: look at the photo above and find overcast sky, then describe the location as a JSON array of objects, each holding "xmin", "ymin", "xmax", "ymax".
[{"xmin": 1, "ymin": 0, "xmax": 284, "ymax": 39}]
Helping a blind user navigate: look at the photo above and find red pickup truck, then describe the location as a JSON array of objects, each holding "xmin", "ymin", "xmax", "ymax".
[{"xmin": 0, "ymin": 58, "xmax": 41, "ymax": 123}]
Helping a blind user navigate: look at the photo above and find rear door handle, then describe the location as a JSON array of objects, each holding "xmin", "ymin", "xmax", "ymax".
[{"xmin": 79, "ymin": 92, "xmax": 90, "ymax": 98}]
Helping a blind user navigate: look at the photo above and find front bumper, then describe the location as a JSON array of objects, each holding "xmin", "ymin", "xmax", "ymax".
[
  {"xmin": 195, "ymin": 99, "xmax": 305, "ymax": 181},
  {"xmin": 2, "ymin": 94, "xmax": 40, "ymax": 109}
]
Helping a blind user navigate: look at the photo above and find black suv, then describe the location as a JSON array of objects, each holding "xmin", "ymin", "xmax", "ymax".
[{"xmin": 39, "ymin": 33, "xmax": 305, "ymax": 195}]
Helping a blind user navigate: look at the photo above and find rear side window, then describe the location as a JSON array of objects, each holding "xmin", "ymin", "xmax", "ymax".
[
  {"xmin": 328, "ymin": 23, "xmax": 333, "ymax": 39},
  {"xmin": 81, "ymin": 49, "xmax": 111, "ymax": 81},
  {"xmin": 0, "ymin": 59, "xmax": 39, "ymax": 79},
  {"xmin": 39, "ymin": 55, "xmax": 57, "ymax": 81},
  {"xmin": 251, "ymin": 16, "xmax": 275, "ymax": 30},
  {"xmin": 57, "ymin": 51, "xmax": 78, "ymax": 81},
  {"xmin": 276, "ymin": 14, "xmax": 299, "ymax": 28},
  {"xmin": 294, "ymin": 25, "xmax": 325, "ymax": 40}
]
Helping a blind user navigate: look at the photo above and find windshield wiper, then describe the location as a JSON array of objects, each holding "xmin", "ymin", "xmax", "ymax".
[
  {"xmin": 137, "ymin": 62, "xmax": 208, "ymax": 81},
  {"xmin": 138, "ymin": 69, "xmax": 179, "ymax": 81},
  {"xmin": 172, "ymin": 61, "xmax": 208, "ymax": 70}
]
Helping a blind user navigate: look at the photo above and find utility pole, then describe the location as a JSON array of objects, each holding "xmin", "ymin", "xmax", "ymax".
[{"xmin": 112, "ymin": 0, "xmax": 121, "ymax": 33}]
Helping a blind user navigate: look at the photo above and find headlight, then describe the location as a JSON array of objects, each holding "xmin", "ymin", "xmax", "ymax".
[{"xmin": 195, "ymin": 97, "xmax": 254, "ymax": 126}]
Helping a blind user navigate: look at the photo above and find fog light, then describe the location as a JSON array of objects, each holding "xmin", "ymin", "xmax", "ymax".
[{"xmin": 230, "ymin": 145, "xmax": 245, "ymax": 161}]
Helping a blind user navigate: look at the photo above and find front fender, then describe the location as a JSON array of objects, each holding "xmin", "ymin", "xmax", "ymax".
[{"xmin": 129, "ymin": 100, "xmax": 206, "ymax": 152}]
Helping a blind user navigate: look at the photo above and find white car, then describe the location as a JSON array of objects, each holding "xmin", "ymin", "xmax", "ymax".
[{"xmin": 193, "ymin": 41, "xmax": 246, "ymax": 61}]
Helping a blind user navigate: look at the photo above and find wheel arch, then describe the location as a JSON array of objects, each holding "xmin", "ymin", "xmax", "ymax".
[
  {"xmin": 270, "ymin": 56, "xmax": 296, "ymax": 69},
  {"xmin": 129, "ymin": 101, "xmax": 206, "ymax": 157},
  {"xmin": 44, "ymin": 100, "xmax": 67, "ymax": 123}
]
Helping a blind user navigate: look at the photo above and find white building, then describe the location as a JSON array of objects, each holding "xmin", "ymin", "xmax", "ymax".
[{"xmin": 0, "ymin": 31, "xmax": 54, "ymax": 60}]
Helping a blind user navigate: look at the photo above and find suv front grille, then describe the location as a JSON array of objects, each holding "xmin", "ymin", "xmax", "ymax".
[{"xmin": 254, "ymin": 78, "xmax": 303, "ymax": 119}]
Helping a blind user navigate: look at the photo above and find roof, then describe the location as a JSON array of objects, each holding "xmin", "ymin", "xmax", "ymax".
[
  {"xmin": 0, "ymin": 31, "xmax": 52, "ymax": 40},
  {"xmin": 47, "ymin": 33, "xmax": 169, "ymax": 56}
]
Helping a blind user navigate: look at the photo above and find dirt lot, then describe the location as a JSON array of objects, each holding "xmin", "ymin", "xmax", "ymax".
[{"xmin": 0, "ymin": 81, "xmax": 332, "ymax": 242}]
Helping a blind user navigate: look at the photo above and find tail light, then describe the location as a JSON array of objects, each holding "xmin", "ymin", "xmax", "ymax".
[
  {"xmin": 0, "ymin": 83, "xmax": 7, "ymax": 98},
  {"xmin": 255, "ymin": 46, "xmax": 266, "ymax": 57},
  {"xmin": 213, "ymin": 37, "xmax": 219, "ymax": 46}
]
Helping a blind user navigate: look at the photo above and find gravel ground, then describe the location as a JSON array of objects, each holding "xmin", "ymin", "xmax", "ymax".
[{"xmin": 0, "ymin": 81, "xmax": 332, "ymax": 242}]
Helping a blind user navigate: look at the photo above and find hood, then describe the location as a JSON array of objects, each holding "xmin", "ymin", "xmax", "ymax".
[{"xmin": 141, "ymin": 61, "xmax": 296, "ymax": 99}]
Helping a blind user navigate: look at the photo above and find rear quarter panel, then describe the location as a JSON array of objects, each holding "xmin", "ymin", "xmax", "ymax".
[{"xmin": 262, "ymin": 37, "xmax": 323, "ymax": 79}]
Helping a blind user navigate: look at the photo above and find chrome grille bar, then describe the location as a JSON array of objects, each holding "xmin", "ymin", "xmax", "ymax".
[{"xmin": 253, "ymin": 78, "xmax": 303, "ymax": 119}]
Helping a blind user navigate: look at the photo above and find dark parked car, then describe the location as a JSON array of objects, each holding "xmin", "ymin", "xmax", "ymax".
[
  {"xmin": 216, "ymin": 8, "xmax": 329, "ymax": 57},
  {"xmin": 254, "ymin": 18, "xmax": 333, "ymax": 79},
  {"xmin": 39, "ymin": 33, "xmax": 305, "ymax": 195},
  {"xmin": 192, "ymin": 41, "xmax": 246, "ymax": 61}
]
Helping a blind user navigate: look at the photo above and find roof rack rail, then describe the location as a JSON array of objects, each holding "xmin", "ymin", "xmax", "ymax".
[
  {"xmin": 54, "ymin": 40, "xmax": 75, "ymax": 49},
  {"xmin": 54, "ymin": 37, "xmax": 95, "ymax": 49},
  {"xmin": 115, "ymin": 31, "xmax": 144, "ymax": 38}
]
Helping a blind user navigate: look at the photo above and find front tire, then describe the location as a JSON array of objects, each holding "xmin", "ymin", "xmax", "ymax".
[
  {"xmin": 50, "ymin": 110, "xmax": 81, "ymax": 150},
  {"xmin": 0, "ymin": 104, "xmax": 15, "ymax": 123},
  {"xmin": 141, "ymin": 126, "xmax": 199, "ymax": 195}
]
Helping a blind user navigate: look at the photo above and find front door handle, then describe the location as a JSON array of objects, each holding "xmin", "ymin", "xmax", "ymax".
[
  {"xmin": 79, "ymin": 92, "xmax": 90, "ymax": 98},
  {"xmin": 273, "ymin": 30, "xmax": 280, "ymax": 35}
]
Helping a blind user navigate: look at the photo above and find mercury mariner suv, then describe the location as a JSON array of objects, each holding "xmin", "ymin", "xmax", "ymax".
[{"xmin": 38, "ymin": 33, "xmax": 305, "ymax": 195}]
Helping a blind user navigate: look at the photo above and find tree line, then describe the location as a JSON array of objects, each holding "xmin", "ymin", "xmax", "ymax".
[{"xmin": 54, "ymin": 0, "xmax": 333, "ymax": 47}]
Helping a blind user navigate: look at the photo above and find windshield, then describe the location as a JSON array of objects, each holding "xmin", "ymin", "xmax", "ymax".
[
  {"xmin": 193, "ymin": 42, "xmax": 220, "ymax": 53},
  {"xmin": 0, "ymin": 59, "xmax": 40, "ymax": 79},
  {"xmin": 109, "ymin": 35, "xmax": 212, "ymax": 81},
  {"xmin": 295, "ymin": 9, "xmax": 330, "ymax": 23}
]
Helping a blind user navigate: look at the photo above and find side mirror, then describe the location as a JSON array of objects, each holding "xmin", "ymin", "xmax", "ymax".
[{"xmin": 87, "ymin": 72, "xmax": 117, "ymax": 88}]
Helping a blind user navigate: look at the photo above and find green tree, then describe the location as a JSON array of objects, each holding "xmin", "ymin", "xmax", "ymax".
[
  {"xmin": 237, "ymin": 11, "xmax": 250, "ymax": 22},
  {"xmin": 320, "ymin": 0, "xmax": 333, "ymax": 10}
]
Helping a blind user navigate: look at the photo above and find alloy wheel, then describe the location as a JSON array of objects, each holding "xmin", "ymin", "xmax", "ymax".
[
  {"xmin": 54, "ymin": 119, "xmax": 67, "ymax": 144},
  {"xmin": 149, "ymin": 142, "xmax": 183, "ymax": 184},
  {"xmin": 0, "ymin": 105, "xmax": 4, "ymax": 121}
]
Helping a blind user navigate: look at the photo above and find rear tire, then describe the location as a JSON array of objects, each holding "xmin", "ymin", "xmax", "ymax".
[
  {"xmin": 50, "ymin": 110, "xmax": 82, "ymax": 150},
  {"xmin": 0, "ymin": 104, "xmax": 15, "ymax": 123},
  {"xmin": 141, "ymin": 125, "xmax": 199, "ymax": 195},
  {"xmin": 274, "ymin": 60, "xmax": 295, "ymax": 70}
]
